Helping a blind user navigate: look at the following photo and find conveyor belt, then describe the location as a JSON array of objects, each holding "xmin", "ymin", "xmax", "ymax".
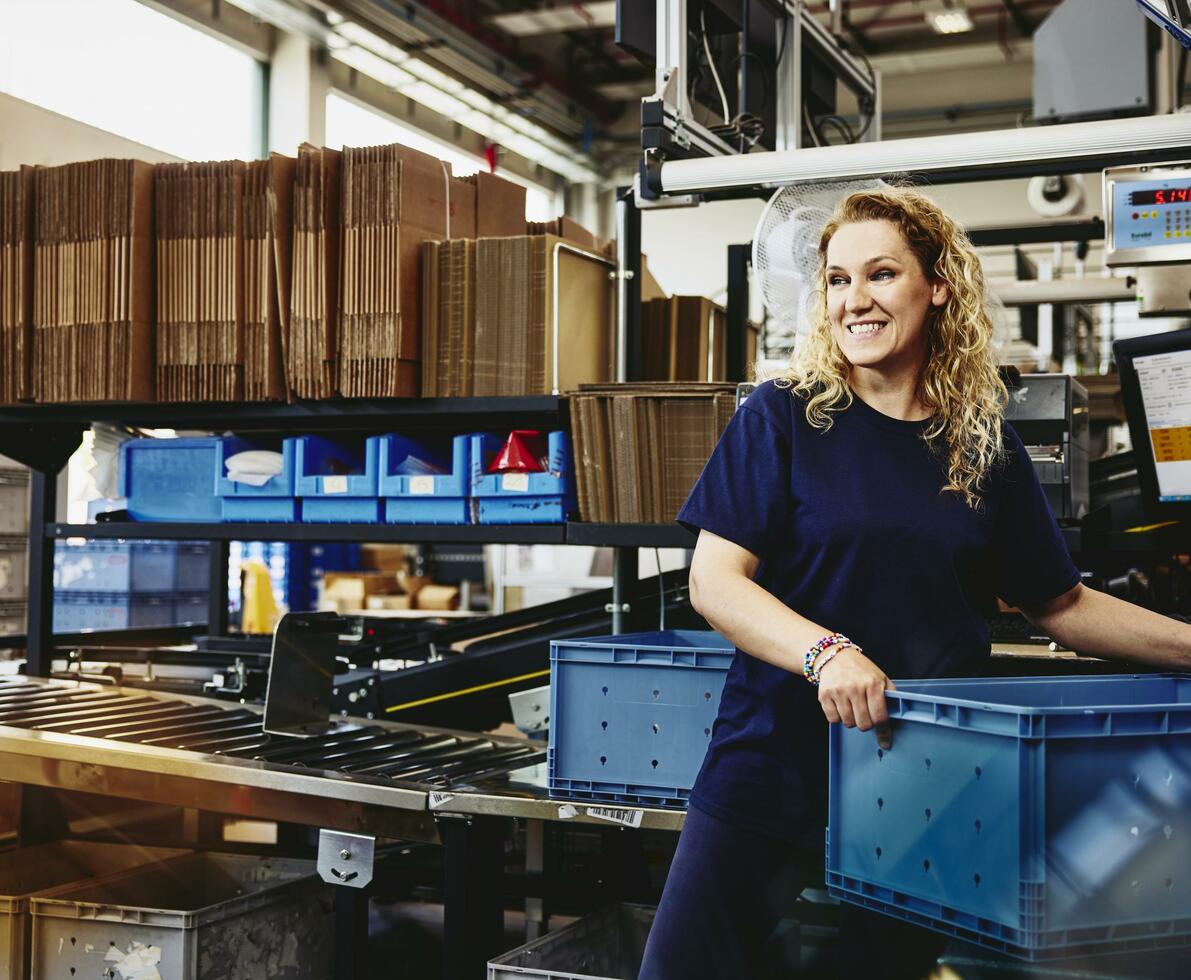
[{"xmin": 0, "ymin": 677, "xmax": 543, "ymax": 841}]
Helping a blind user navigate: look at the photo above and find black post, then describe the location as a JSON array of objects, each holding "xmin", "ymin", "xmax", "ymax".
[
  {"xmin": 617, "ymin": 186, "xmax": 643, "ymax": 383},
  {"xmin": 25, "ymin": 469, "xmax": 56, "ymax": 677},
  {"xmin": 726, "ymin": 243, "xmax": 751, "ymax": 382},
  {"xmin": 440, "ymin": 815, "xmax": 504, "ymax": 980},
  {"xmin": 207, "ymin": 539, "xmax": 230, "ymax": 635},
  {"xmin": 334, "ymin": 885, "xmax": 370, "ymax": 980}
]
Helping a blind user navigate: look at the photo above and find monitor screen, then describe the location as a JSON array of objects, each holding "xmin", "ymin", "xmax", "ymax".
[{"xmin": 1115, "ymin": 328, "xmax": 1191, "ymax": 517}]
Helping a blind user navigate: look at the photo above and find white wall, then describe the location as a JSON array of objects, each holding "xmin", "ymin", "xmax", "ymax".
[{"xmin": 0, "ymin": 92, "xmax": 181, "ymax": 169}]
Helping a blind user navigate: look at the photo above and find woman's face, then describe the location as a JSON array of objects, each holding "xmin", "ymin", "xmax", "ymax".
[{"xmin": 824, "ymin": 219, "xmax": 949, "ymax": 379}]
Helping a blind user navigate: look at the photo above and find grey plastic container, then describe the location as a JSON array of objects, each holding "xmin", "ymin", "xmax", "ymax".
[
  {"xmin": 31, "ymin": 851, "xmax": 333, "ymax": 980},
  {"xmin": 0, "ymin": 473, "xmax": 29, "ymax": 536},
  {"xmin": 0, "ymin": 540, "xmax": 26, "ymax": 601},
  {"xmin": 488, "ymin": 904, "xmax": 656, "ymax": 980},
  {"xmin": 0, "ymin": 840, "xmax": 185, "ymax": 980}
]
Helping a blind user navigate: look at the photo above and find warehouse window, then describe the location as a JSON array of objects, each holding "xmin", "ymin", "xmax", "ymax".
[
  {"xmin": 0, "ymin": 0, "xmax": 262, "ymax": 161},
  {"xmin": 325, "ymin": 92, "xmax": 558, "ymax": 222}
]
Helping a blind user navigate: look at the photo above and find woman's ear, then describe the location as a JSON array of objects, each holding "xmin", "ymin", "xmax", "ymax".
[{"xmin": 930, "ymin": 279, "xmax": 950, "ymax": 308}]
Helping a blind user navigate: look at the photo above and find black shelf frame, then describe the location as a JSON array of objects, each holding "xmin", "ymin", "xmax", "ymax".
[{"xmin": 50, "ymin": 522, "xmax": 569, "ymax": 544}]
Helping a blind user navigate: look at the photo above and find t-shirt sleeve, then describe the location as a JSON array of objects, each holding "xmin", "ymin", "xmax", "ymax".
[
  {"xmin": 677, "ymin": 397, "xmax": 792, "ymax": 558},
  {"xmin": 990, "ymin": 424, "xmax": 1081, "ymax": 608}
]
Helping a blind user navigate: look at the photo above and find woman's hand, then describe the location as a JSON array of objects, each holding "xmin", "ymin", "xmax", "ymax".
[{"xmin": 816, "ymin": 646, "xmax": 896, "ymax": 749}]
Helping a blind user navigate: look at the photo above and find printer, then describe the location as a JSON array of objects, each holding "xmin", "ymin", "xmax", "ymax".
[{"xmin": 1003, "ymin": 373, "xmax": 1089, "ymax": 523}]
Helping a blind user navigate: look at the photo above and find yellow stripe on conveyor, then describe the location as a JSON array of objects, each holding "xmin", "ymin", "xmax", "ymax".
[{"xmin": 384, "ymin": 669, "xmax": 551, "ymax": 713}]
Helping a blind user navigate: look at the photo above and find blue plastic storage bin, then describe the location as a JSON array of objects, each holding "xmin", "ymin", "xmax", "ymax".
[
  {"xmin": 295, "ymin": 436, "xmax": 381, "ymax": 523},
  {"xmin": 174, "ymin": 543, "xmax": 210, "ymax": 591},
  {"xmin": 119, "ymin": 437, "xmax": 243, "ymax": 522},
  {"xmin": 547, "ymin": 630, "xmax": 734, "ymax": 808},
  {"xmin": 53, "ymin": 592, "xmax": 177, "ymax": 631},
  {"xmin": 827, "ymin": 673, "xmax": 1191, "ymax": 961},
  {"xmin": 378, "ymin": 434, "xmax": 471, "ymax": 525},
  {"xmin": 470, "ymin": 431, "xmax": 576, "ymax": 524},
  {"xmin": 173, "ymin": 592, "xmax": 209, "ymax": 624},
  {"xmin": 217, "ymin": 438, "xmax": 299, "ymax": 522},
  {"xmin": 55, "ymin": 541, "xmax": 183, "ymax": 594}
]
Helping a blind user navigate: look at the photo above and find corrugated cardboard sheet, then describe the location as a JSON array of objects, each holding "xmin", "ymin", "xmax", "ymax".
[
  {"xmin": 569, "ymin": 383, "xmax": 737, "ymax": 523},
  {"xmin": 32, "ymin": 159, "xmax": 154, "ymax": 403},
  {"xmin": 289, "ymin": 144, "xmax": 340, "ymax": 399},
  {"xmin": 0, "ymin": 166, "xmax": 35, "ymax": 403},
  {"xmin": 641, "ymin": 297, "xmax": 760, "ymax": 382}
]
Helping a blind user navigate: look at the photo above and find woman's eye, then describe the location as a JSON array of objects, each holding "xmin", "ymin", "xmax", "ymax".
[
  {"xmin": 871, "ymin": 269, "xmax": 894, "ymax": 281},
  {"xmin": 828, "ymin": 276, "xmax": 847, "ymax": 287}
]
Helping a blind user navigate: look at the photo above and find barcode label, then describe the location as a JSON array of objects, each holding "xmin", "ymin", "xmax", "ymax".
[
  {"xmin": 585, "ymin": 806, "xmax": 644, "ymax": 829},
  {"xmin": 409, "ymin": 475, "xmax": 435, "ymax": 495},
  {"xmin": 323, "ymin": 475, "xmax": 348, "ymax": 494},
  {"xmin": 428, "ymin": 792, "xmax": 454, "ymax": 810},
  {"xmin": 501, "ymin": 473, "xmax": 530, "ymax": 492}
]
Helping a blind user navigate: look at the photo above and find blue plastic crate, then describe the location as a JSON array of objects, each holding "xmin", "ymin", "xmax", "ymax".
[
  {"xmin": 53, "ymin": 592, "xmax": 177, "ymax": 631},
  {"xmin": 378, "ymin": 434, "xmax": 471, "ymax": 525},
  {"xmin": 172, "ymin": 592, "xmax": 209, "ymax": 624},
  {"xmin": 827, "ymin": 673, "xmax": 1191, "ymax": 962},
  {"xmin": 470, "ymin": 431, "xmax": 576, "ymax": 524},
  {"xmin": 295, "ymin": 436, "xmax": 381, "ymax": 523},
  {"xmin": 55, "ymin": 541, "xmax": 180, "ymax": 594},
  {"xmin": 217, "ymin": 438, "xmax": 300, "ymax": 522},
  {"xmin": 174, "ymin": 543, "xmax": 210, "ymax": 592},
  {"xmin": 119, "ymin": 437, "xmax": 244, "ymax": 522},
  {"xmin": 547, "ymin": 630, "xmax": 734, "ymax": 808}
]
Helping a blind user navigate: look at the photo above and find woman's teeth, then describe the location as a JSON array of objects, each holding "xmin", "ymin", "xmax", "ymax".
[{"xmin": 848, "ymin": 322, "xmax": 885, "ymax": 335}]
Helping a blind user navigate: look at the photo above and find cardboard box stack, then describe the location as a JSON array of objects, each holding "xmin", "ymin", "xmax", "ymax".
[
  {"xmin": 33, "ymin": 159, "xmax": 154, "ymax": 402},
  {"xmin": 243, "ymin": 154, "xmax": 294, "ymax": 401},
  {"xmin": 642, "ymin": 296, "xmax": 761, "ymax": 382},
  {"xmin": 338, "ymin": 143, "xmax": 449, "ymax": 397},
  {"xmin": 569, "ymin": 383, "xmax": 737, "ymax": 523},
  {"xmin": 155, "ymin": 161, "xmax": 247, "ymax": 402},
  {"xmin": 0, "ymin": 167, "xmax": 34, "ymax": 403},
  {"xmin": 289, "ymin": 144, "xmax": 341, "ymax": 399}
]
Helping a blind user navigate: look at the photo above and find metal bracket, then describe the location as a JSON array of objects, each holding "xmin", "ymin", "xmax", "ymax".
[
  {"xmin": 604, "ymin": 603, "xmax": 631, "ymax": 614},
  {"xmin": 317, "ymin": 829, "xmax": 375, "ymax": 889}
]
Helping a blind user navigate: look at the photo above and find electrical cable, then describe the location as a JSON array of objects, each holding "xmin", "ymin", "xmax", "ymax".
[
  {"xmin": 701, "ymin": 7, "xmax": 731, "ymax": 123},
  {"xmin": 817, "ymin": 114, "xmax": 856, "ymax": 145}
]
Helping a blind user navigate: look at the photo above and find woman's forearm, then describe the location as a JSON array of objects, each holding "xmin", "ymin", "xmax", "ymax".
[
  {"xmin": 1034, "ymin": 584, "xmax": 1191, "ymax": 670},
  {"xmin": 690, "ymin": 567, "xmax": 835, "ymax": 676}
]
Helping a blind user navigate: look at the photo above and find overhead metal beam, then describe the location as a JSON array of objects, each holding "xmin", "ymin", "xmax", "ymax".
[
  {"xmin": 655, "ymin": 113, "xmax": 1191, "ymax": 195},
  {"xmin": 999, "ymin": 0, "xmax": 1035, "ymax": 37}
]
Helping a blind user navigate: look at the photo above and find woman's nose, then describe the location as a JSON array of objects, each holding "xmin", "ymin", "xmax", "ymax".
[{"xmin": 845, "ymin": 280, "xmax": 872, "ymax": 312}]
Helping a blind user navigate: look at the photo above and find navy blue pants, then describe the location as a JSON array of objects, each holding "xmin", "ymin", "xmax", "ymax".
[{"xmin": 638, "ymin": 805, "xmax": 947, "ymax": 980}]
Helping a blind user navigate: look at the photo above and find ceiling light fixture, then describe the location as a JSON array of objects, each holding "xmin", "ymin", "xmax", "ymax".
[{"xmin": 925, "ymin": 1, "xmax": 975, "ymax": 35}]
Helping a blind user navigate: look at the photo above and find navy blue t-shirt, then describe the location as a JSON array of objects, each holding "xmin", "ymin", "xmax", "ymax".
[{"xmin": 677, "ymin": 379, "xmax": 1080, "ymax": 847}]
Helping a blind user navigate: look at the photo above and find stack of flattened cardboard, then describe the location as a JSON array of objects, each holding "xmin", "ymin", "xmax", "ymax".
[
  {"xmin": 0, "ymin": 167, "xmax": 34, "ymax": 403},
  {"xmin": 569, "ymin": 383, "xmax": 737, "ymax": 523},
  {"xmin": 339, "ymin": 143, "xmax": 449, "ymax": 397},
  {"xmin": 471, "ymin": 235, "xmax": 614, "ymax": 396},
  {"xmin": 33, "ymin": 159, "xmax": 154, "ymax": 402},
  {"xmin": 289, "ymin": 144, "xmax": 340, "ymax": 399},
  {"xmin": 526, "ymin": 217, "xmax": 602, "ymax": 252},
  {"xmin": 243, "ymin": 154, "xmax": 294, "ymax": 401},
  {"xmin": 155, "ymin": 161, "xmax": 246, "ymax": 402},
  {"xmin": 642, "ymin": 296, "xmax": 761, "ymax": 382},
  {"xmin": 421, "ymin": 238, "xmax": 476, "ymax": 396}
]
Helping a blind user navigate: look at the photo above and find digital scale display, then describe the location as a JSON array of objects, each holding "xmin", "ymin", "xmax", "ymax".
[{"xmin": 1130, "ymin": 186, "xmax": 1191, "ymax": 206}]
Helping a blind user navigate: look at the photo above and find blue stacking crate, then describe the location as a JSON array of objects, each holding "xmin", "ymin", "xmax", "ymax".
[
  {"xmin": 174, "ymin": 543, "xmax": 210, "ymax": 592},
  {"xmin": 53, "ymin": 592, "xmax": 176, "ymax": 631},
  {"xmin": 173, "ymin": 593, "xmax": 209, "ymax": 624},
  {"xmin": 119, "ymin": 437, "xmax": 244, "ymax": 522},
  {"xmin": 55, "ymin": 541, "xmax": 180, "ymax": 594},
  {"xmin": 378, "ymin": 434, "xmax": 471, "ymax": 525},
  {"xmin": 827, "ymin": 673, "xmax": 1191, "ymax": 962},
  {"xmin": 470, "ymin": 430, "xmax": 576, "ymax": 524},
  {"xmin": 295, "ymin": 436, "xmax": 381, "ymax": 523},
  {"xmin": 547, "ymin": 630, "xmax": 734, "ymax": 808},
  {"xmin": 217, "ymin": 438, "xmax": 299, "ymax": 522}
]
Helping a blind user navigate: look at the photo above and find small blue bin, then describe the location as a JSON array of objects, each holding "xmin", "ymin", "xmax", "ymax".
[
  {"xmin": 173, "ymin": 592, "xmax": 210, "ymax": 624},
  {"xmin": 217, "ymin": 438, "xmax": 300, "ymax": 522},
  {"xmin": 827, "ymin": 673, "xmax": 1191, "ymax": 961},
  {"xmin": 547, "ymin": 630, "xmax": 734, "ymax": 808},
  {"xmin": 53, "ymin": 592, "xmax": 177, "ymax": 631},
  {"xmin": 120, "ymin": 437, "xmax": 243, "ymax": 522},
  {"xmin": 55, "ymin": 541, "xmax": 182, "ymax": 594},
  {"xmin": 295, "ymin": 436, "xmax": 381, "ymax": 523},
  {"xmin": 470, "ymin": 431, "xmax": 575, "ymax": 524},
  {"xmin": 378, "ymin": 434, "xmax": 471, "ymax": 525},
  {"xmin": 174, "ymin": 543, "xmax": 210, "ymax": 592}
]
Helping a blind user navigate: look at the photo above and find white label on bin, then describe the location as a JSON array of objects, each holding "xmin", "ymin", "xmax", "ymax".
[
  {"xmin": 585, "ymin": 806, "xmax": 644, "ymax": 829},
  {"xmin": 501, "ymin": 473, "xmax": 530, "ymax": 492},
  {"xmin": 410, "ymin": 475, "xmax": 435, "ymax": 495},
  {"xmin": 428, "ymin": 791, "xmax": 455, "ymax": 810},
  {"xmin": 323, "ymin": 475, "xmax": 349, "ymax": 494},
  {"xmin": 105, "ymin": 943, "xmax": 162, "ymax": 980},
  {"xmin": 557, "ymin": 804, "xmax": 579, "ymax": 819}
]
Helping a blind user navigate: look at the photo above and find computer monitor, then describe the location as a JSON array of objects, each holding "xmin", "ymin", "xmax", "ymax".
[{"xmin": 1114, "ymin": 327, "xmax": 1191, "ymax": 518}]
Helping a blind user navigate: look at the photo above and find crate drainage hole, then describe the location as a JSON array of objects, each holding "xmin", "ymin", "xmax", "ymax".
[
  {"xmin": 877, "ymin": 797, "xmax": 884, "ymax": 810},
  {"xmin": 601, "ymin": 687, "xmax": 608, "ymax": 695},
  {"xmin": 974, "ymin": 874, "xmax": 981, "ymax": 887},
  {"xmin": 600, "ymin": 755, "xmax": 607, "ymax": 765},
  {"xmin": 924, "ymin": 808, "xmax": 932, "ymax": 821},
  {"xmin": 1166, "ymin": 878, "xmax": 1175, "ymax": 889},
  {"xmin": 652, "ymin": 724, "xmax": 660, "ymax": 734},
  {"xmin": 601, "ymin": 721, "xmax": 607, "ymax": 730},
  {"xmin": 875, "ymin": 847, "xmax": 882, "ymax": 859},
  {"xmin": 71, "ymin": 937, "xmax": 76, "ymax": 945},
  {"xmin": 651, "ymin": 759, "xmax": 659, "ymax": 768},
  {"xmin": 923, "ymin": 859, "xmax": 931, "ymax": 872},
  {"xmin": 877, "ymin": 749, "xmax": 884, "ymax": 760},
  {"xmin": 652, "ymin": 689, "xmax": 660, "ymax": 700},
  {"xmin": 924, "ymin": 758, "xmax": 932, "ymax": 770},
  {"xmin": 704, "ymin": 691, "xmax": 712, "ymax": 701},
  {"xmin": 974, "ymin": 767, "xmax": 982, "ymax": 779},
  {"xmin": 704, "ymin": 727, "xmax": 711, "ymax": 737},
  {"xmin": 975, "ymin": 820, "xmax": 982, "ymax": 834}
]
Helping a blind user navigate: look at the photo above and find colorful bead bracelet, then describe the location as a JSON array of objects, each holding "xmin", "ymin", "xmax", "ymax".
[{"xmin": 803, "ymin": 632, "xmax": 858, "ymax": 686}]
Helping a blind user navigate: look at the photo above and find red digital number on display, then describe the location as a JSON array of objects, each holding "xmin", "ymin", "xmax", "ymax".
[{"xmin": 1156, "ymin": 189, "xmax": 1191, "ymax": 204}]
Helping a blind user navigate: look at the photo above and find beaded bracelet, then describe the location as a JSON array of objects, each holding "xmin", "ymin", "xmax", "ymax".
[
  {"xmin": 810, "ymin": 642, "xmax": 860, "ymax": 686},
  {"xmin": 803, "ymin": 632, "xmax": 847, "ymax": 685}
]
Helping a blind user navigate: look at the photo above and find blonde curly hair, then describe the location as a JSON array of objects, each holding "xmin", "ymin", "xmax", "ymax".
[{"xmin": 777, "ymin": 187, "xmax": 1007, "ymax": 510}]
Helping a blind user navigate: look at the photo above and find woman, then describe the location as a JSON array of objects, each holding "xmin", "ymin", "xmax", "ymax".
[{"xmin": 638, "ymin": 188, "xmax": 1191, "ymax": 979}]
